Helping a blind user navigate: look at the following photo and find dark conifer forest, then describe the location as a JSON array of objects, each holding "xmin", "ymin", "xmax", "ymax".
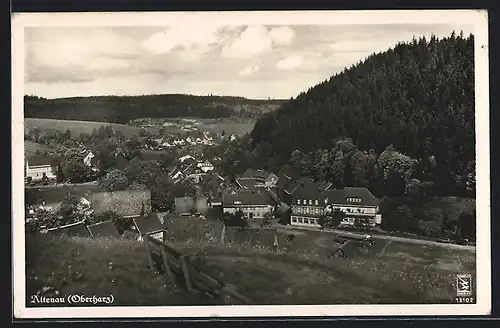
[
  {"xmin": 24, "ymin": 94, "xmax": 284, "ymax": 123},
  {"xmin": 250, "ymin": 32, "xmax": 475, "ymax": 198}
]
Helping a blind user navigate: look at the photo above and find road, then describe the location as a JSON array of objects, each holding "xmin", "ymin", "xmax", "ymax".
[{"xmin": 280, "ymin": 225, "xmax": 476, "ymax": 252}]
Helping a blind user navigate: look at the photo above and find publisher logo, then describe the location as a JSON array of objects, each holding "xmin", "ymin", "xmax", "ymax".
[{"xmin": 456, "ymin": 274, "xmax": 472, "ymax": 297}]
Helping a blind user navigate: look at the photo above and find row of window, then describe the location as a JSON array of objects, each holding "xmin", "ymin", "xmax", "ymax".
[
  {"xmin": 296, "ymin": 198, "xmax": 364, "ymax": 206},
  {"xmin": 293, "ymin": 206, "xmax": 324, "ymax": 216},
  {"xmin": 296, "ymin": 199, "xmax": 320, "ymax": 206},
  {"xmin": 291, "ymin": 217, "xmax": 319, "ymax": 225}
]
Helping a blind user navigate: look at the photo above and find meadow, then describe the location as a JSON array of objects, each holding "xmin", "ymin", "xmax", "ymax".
[
  {"xmin": 25, "ymin": 118, "xmax": 159, "ymax": 138},
  {"xmin": 26, "ymin": 217, "xmax": 476, "ymax": 306},
  {"xmin": 24, "ymin": 140, "xmax": 54, "ymax": 157}
]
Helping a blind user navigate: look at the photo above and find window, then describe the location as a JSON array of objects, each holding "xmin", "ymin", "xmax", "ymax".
[
  {"xmin": 309, "ymin": 200, "xmax": 312, "ymax": 205},
  {"xmin": 298, "ymin": 218, "xmax": 303, "ymax": 223},
  {"xmin": 303, "ymin": 218, "xmax": 309, "ymax": 224},
  {"xmin": 291, "ymin": 217, "xmax": 297, "ymax": 223},
  {"xmin": 315, "ymin": 200, "xmax": 319, "ymax": 205},
  {"xmin": 297, "ymin": 199, "xmax": 300, "ymax": 205}
]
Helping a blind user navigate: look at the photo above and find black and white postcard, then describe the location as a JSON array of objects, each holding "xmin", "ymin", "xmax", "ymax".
[{"xmin": 12, "ymin": 10, "xmax": 491, "ymax": 318}]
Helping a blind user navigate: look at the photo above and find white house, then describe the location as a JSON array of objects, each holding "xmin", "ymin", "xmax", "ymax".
[
  {"xmin": 222, "ymin": 190, "xmax": 275, "ymax": 220},
  {"xmin": 179, "ymin": 155, "xmax": 195, "ymax": 163},
  {"xmin": 26, "ymin": 155, "xmax": 56, "ymax": 182},
  {"xmin": 197, "ymin": 160, "xmax": 215, "ymax": 173}
]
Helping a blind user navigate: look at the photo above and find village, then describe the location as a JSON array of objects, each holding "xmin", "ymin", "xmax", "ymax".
[{"xmin": 24, "ymin": 124, "xmax": 383, "ymax": 243}]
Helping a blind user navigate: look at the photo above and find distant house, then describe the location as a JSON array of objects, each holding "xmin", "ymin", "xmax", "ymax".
[
  {"xmin": 197, "ymin": 160, "xmax": 215, "ymax": 173},
  {"xmin": 179, "ymin": 154, "xmax": 195, "ymax": 163},
  {"xmin": 82, "ymin": 150, "xmax": 99, "ymax": 171},
  {"xmin": 222, "ymin": 190, "xmax": 275, "ymax": 220},
  {"xmin": 92, "ymin": 190, "xmax": 152, "ymax": 219},
  {"xmin": 238, "ymin": 169, "xmax": 279, "ymax": 188},
  {"xmin": 25, "ymin": 155, "xmax": 56, "ymax": 182},
  {"xmin": 87, "ymin": 220, "xmax": 121, "ymax": 238}
]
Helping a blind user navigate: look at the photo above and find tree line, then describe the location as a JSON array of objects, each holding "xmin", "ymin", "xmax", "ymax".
[{"xmin": 24, "ymin": 94, "xmax": 284, "ymax": 124}]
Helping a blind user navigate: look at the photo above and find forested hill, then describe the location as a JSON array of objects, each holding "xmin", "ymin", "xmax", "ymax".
[
  {"xmin": 24, "ymin": 94, "xmax": 285, "ymax": 123},
  {"xmin": 250, "ymin": 32, "xmax": 475, "ymax": 197}
]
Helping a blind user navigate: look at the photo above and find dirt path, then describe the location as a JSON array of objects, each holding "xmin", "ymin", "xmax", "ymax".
[
  {"xmin": 376, "ymin": 240, "xmax": 392, "ymax": 259},
  {"xmin": 280, "ymin": 225, "xmax": 476, "ymax": 252}
]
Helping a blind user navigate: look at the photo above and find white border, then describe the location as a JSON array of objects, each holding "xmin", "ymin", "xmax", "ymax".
[{"xmin": 12, "ymin": 10, "xmax": 490, "ymax": 318}]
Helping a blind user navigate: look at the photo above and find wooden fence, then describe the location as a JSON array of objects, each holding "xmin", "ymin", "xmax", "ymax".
[{"xmin": 142, "ymin": 233, "xmax": 253, "ymax": 305}]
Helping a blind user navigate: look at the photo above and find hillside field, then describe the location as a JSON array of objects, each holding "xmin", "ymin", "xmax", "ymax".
[
  {"xmin": 26, "ymin": 229, "xmax": 475, "ymax": 306},
  {"xmin": 24, "ymin": 140, "xmax": 54, "ymax": 157},
  {"xmin": 24, "ymin": 118, "xmax": 159, "ymax": 138}
]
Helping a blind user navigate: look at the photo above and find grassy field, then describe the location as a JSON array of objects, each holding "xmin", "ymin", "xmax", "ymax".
[
  {"xmin": 24, "ymin": 140, "xmax": 54, "ymax": 157},
  {"xmin": 25, "ymin": 117, "xmax": 253, "ymax": 137},
  {"xmin": 25, "ymin": 184, "xmax": 103, "ymax": 210},
  {"xmin": 25, "ymin": 234, "xmax": 210, "ymax": 307},
  {"xmin": 26, "ymin": 229, "xmax": 475, "ymax": 306},
  {"xmin": 25, "ymin": 118, "xmax": 159, "ymax": 138}
]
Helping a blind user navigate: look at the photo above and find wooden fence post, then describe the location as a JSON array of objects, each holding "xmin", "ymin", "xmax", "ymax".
[
  {"xmin": 143, "ymin": 234, "xmax": 155, "ymax": 270},
  {"xmin": 159, "ymin": 244, "xmax": 174, "ymax": 285},
  {"xmin": 221, "ymin": 224, "xmax": 226, "ymax": 245},
  {"xmin": 179, "ymin": 255, "xmax": 193, "ymax": 292},
  {"xmin": 162, "ymin": 229, "xmax": 167, "ymax": 242}
]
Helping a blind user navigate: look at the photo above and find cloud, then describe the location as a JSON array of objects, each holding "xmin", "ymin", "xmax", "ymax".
[
  {"xmin": 239, "ymin": 64, "xmax": 261, "ymax": 76},
  {"xmin": 269, "ymin": 26, "xmax": 296, "ymax": 45},
  {"xmin": 221, "ymin": 25, "xmax": 296, "ymax": 58},
  {"xmin": 276, "ymin": 55, "xmax": 303, "ymax": 70},
  {"xmin": 141, "ymin": 25, "xmax": 227, "ymax": 55}
]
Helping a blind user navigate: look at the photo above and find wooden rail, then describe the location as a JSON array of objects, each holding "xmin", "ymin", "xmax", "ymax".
[{"xmin": 143, "ymin": 233, "xmax": 253, "ymax": 305}]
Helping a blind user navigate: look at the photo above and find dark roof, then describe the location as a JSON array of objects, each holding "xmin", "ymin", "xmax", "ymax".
[
  {"xmin": 133, "ymin": 212, "xmax": 164, "ymax": 235},
  {"xmin": 174, "ymin": 196, "xmax": 195, "ymax": 214},
  {"xmin": 291, "ymin": 183, "xmax": 325, "ymax": 202},
  {"xmin": 27, "ymin": 155, "xmax": 54, "ymax": 167},
  {"xmin": 324, "ymin": 187, "xmax": 380, "ymax": 207},
  {"xmin": 87, "ymin": 220, "xmax": 121, "ymax": 238},
  {"xmin": 284, "ymin": 180, "xmax": 304, "ymax": 195},
  {"xmin": 278, "ymin": 175, "xmax": 293, "ymax": 190},
  {"xmin": 235, "ymin": 178, "xmax": 260, "ymax": 190},
  {"xmin": 92, "ymin": 190, "xmax": 152, "ymax": 217},
  {"xmin": 222, "ymin": 190, "xmax": 274, "ymax": 206},
  {"xmin": 240, "ymin": 168, "xmax": 275, "ymax": 180},
  {"xmin": 48, "ymin": 221, "xmax": 92, "ymax": 237}
]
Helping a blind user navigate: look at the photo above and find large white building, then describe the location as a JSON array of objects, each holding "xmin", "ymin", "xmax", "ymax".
[
  {"xmin": 222, "ymin": 190, "xmax": 275, "ymax": 220},
  {"xmin": 290, "ymin": 184, "xmax": 382, "ymax": 228},
  {"xmin": 25, "ymin": 155, "xmax": 56, "ymax": 182}
]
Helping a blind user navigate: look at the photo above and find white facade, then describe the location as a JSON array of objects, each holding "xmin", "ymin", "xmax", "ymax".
[
  {"xmin": 223, "ymin": 205, "xmax": 274, "ymax": 219},
  {"xmin": 26, "ymin": 164, "xmax": 56, "ymax": 181}
]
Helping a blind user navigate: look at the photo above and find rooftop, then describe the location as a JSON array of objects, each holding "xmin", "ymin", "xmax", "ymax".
[
  {"xmin": 222, "ymin": 190, "xmax": 274, "ymax": 206},
  {"xmin": 27, "ymin": 155, "xmax": 55, "ymax": 167},
  {"xmin": 324, "ymin": 187, "xmax": 380, "ymax": 207},
  {"xmin": 87, "ymin": 220, "xmax": 121, "ymax": 238},
  {"xmin": 133, "ymin": 212, "xmax": 164, "ymax": 235}
]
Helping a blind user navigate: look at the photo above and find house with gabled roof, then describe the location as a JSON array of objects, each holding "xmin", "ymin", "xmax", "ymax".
[
  {"xmin": 197, "ymin": 160, "xmax": 215, "ymax": 173},
  {"xmin": 133, "ymin": 212, "xmax": 165, "ymax": 239},
  {"xmin": 87, "ymin": 220, "xmax": 121, "ymax": 238},
  {"xmin": 289, "ymin": 186, "xmax": 382, "ymax": 228},
  {"xmin": 91, "ymin": 190, "xmax": 152, "ymax": 219},
  {"xmin": 222, "ymin": 190, "xmax": 275, "ymax": 220},
  {"xmin": 46, "ymin": 220, "xmax": 92, "ymax": 238},
  {"xmin": 25, "ymin": 155, "xmax": 57, "ymax": 182}
]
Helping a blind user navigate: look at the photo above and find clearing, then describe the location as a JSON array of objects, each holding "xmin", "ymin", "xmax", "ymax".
[{"xmin": 25, "ymin": 118, "xmax": 159, "ymax": 138}]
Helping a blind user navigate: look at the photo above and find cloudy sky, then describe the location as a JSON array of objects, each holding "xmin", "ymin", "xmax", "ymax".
[{"xmin": 24, "ymin": 23, "xmax": 473, "ymax": 99}]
